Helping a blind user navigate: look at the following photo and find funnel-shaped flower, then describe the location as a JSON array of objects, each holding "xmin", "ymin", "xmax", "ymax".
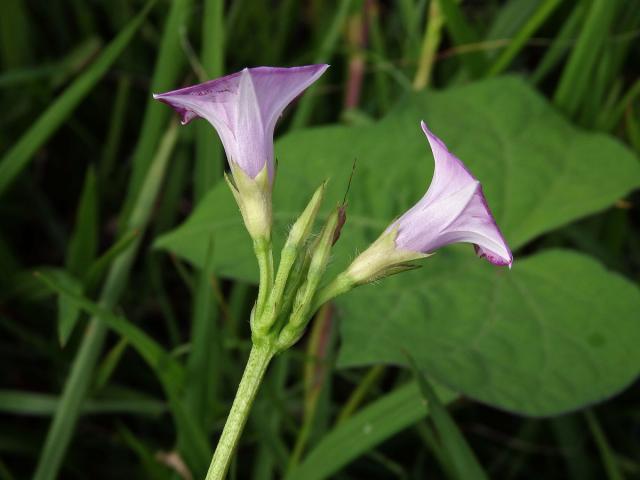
[
  {"xmin": 344, "ymin": 121, "xmax": 512, "ymax": 285},
  {"xmin": 154, "ymin": 65, "xmax": 328, "ymax": 240},
  {"xmin": 153, "ymin": 65, "xmax": 328, "ymax": 181}
]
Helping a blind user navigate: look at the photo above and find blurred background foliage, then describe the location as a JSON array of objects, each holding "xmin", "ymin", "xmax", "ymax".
[{"xmin": 1, "ymin": 0, "xmax": 639, "ymax": 479}]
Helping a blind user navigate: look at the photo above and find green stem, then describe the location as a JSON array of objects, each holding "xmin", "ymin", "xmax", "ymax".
[
  {"xmin": 205, "ymin": 343, "xmax": 274, "ymax": 480},
  {"xmin": 253, "ymin": 237, "xmax": 273, "ymax": 317},
  {"xmin": 311, "ymin": 273, "xmax": 354, "ymax": 312}
]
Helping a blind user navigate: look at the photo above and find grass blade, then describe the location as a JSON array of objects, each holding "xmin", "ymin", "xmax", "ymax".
[
  {"xmin": 100, "ymin": 76, "xmax": 132, "ymax": 180},
  {"xmin": 36, "ymin": 267, "xmax": 211, "ymax": 475},
  {"xmin": 184, "ymin": 237, "xmax": 220, "ymax": 423},
  {"xmin": 66, "ymin": 166, "xmax": 98, "ymax": 276},
  {"xmin": 52, "ymin": 270, "xmax": 83, "ymax": 347},
  {"xmin": 551, "ymin": 415, "xmax": 596, "ymax": 480},
  {"xmin": 531, "ymin": 2, "xmax": 584, "ymax": 85},
  {"xmin": 287, "ymin": 381, "xmax": 457, "ymax": 480},
  {"xmin": 0, "ymin": 0, "xmax": 32, "ymax": 69},
  {"xmin": 413, "ymin": 0, "xmax": 445, "ymax": 90},
  {"xmin": 437, "ymin": 0, "xmax": 486, "ymax": 77},
  {"xmin": 553, "ymin": 0, "xmax": 619, "ymax": 116},
  {"xmin": 194, "ymin": 0, "xmax": 225, "ymax": 201},
  {"xmin": 486, "ymin": 0, "xmax": 563, "ymax": 77},
  {"xmin": 407, "ymin": 355, "xmax": 489, "ymax": 480},
  {"xmin": 0, "ymin": 390, "xmax": 165, "ymax": 417},
  {"xmin": 36, "ymin": 270, "xmax": 185, "ymax": 389},
  {"xmin": 0, "ymin": 0, "xmax": 155, "ymax": 197},
  {"xmin": 83, "ymin": 229, "xmax": 140, "ymax": 290},
  {"xmin": 585, "ymin": 410, "xmax": 625, "ymax": 480},
  {"xmin": 289, "ymin": 0, "xmax": 353, "ymax": 129},
  {"xmin": 119, "ymin": 0, "xmax": 194, "ymax": 224}
]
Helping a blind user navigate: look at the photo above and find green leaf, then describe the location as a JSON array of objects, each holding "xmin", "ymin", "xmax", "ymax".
[
  {"xmin": 407, "ymin": 355, "xmax": 489, "ymax": 480},
  {"xmin": 286, "ymin": 382, "xmax": 457, "ymax": 480},
  {"xmin": 338, "ymin": 250, "xmax": 640, "ymax": 416},
  {"xmin": 0, "ymin": 0, "xmax": 156, "ymax": 197}
]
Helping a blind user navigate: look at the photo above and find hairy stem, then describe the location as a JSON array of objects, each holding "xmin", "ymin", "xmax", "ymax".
[
  {"xmin": 311, "ymin": 273, "xmax": 354, "ymax": 312},
  {"xmin": 205, "ymin": 343, "xmax": 274, "ymax": 480}
]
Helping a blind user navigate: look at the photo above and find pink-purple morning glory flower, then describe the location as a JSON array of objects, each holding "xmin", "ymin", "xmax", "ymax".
[
  {"xmin": 344, "ymin": 121, "xmax": 512, "ymax": 285},
  {"xmin": 390, "ymin": 121, "xmax": 512, "ymax": 266},
  {"xmin": 154, "ymin": 65, "xmax": 328, "ymax": 242},
  {"xmin": 153, "ymin": 65, "xmax": 328, "ymax": 182}
]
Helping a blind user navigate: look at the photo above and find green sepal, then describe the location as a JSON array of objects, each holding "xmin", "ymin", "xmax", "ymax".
[
  {"xmin": 344, "ymin": 228, "xmax": 430, "ymax": 285},
  {"xmin": 276, "ymin": 208, "xmax": 340, "ymax": 350},
  {"xmin": 225, "ymin": 162, "xmax": 272, "ymax": 241}
]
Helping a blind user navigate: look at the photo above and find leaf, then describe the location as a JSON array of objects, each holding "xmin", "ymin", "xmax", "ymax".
[
  {"xmin": 407, "ymin": 355, "xmax": 489, "ymax": 480},
  {"xmin": 286, "ymin": 382, "xmax": 457, "ymax": 480},
  {"xmin": 155, "ymin": 77, "xmax": 640, "ymax": 415},
  {"xmin": 338, "ymin": 250, "xmax": 640, "ymax": 416}
]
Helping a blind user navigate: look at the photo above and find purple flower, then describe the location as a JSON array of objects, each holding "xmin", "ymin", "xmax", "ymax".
[
  {"xmin": 389, "ymin": 121, "xmax": 512, "ymax": 266},
  {"xmin": 153, "ymin": 65, "xmax": 328, "ymax": 182},
  {"xmin": 344, "ymin": 122, "xmax": 511, "ymax": 286},
  {"xmin": 154, "ymin": 65, "xmax": 328, "ymax": 242}
]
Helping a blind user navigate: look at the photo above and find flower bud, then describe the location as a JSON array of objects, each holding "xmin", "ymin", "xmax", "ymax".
[{"xmin": 253, "ymin": 182, "xmax": 326, "ymax": 337}]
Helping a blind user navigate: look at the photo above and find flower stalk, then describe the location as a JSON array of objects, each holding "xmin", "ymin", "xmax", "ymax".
[{"xmin": 205, "ymin": 342, "xmax": 274, "ymax": 480}]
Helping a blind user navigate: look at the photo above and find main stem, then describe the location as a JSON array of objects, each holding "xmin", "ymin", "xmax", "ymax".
[{"xmin": 205, "ymin": 342, "xmax": 274, "ymax": 480}]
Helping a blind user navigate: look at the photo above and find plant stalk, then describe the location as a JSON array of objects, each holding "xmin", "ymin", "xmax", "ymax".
[{"xmin": 205, "ymin": 342, "xmax": 274, "ymax": 480}]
